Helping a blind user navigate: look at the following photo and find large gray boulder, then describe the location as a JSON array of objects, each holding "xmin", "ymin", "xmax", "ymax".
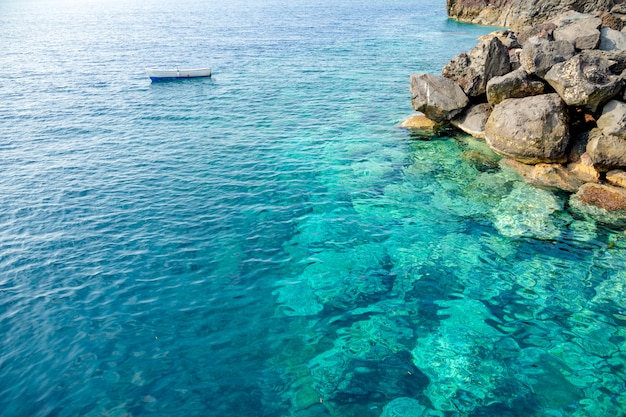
[
  {"xmin": 520, "ymin": 37, "xmax": 576, "ymax": 78},
  {"xmin": 485, "ymin": 94, "xmax": 570, "ymax": 164},
  {"xmin": 442, "ymin": 36, "xmax": 510, "ymax": 97},
  {"xmin": 551, "ymin": 11, "xmax": 602, "ymax": 50},
  {"xmin": 586, "ymin": 101, "xmax": 626, "ymax": 170},
  {"xmin": 486, "ymin": 68, "xmax": 546, "ymax": 106},
  {"xmin": 599, "ymin": 27, "xmax": 626, "ymax": 51},
  {"xmin": 544, "ymin": 52, "xmax": 623, "ymax": 112},
  {"xmin": 409, "ymin": 74, "xmax": 469, "ymax": 122}
]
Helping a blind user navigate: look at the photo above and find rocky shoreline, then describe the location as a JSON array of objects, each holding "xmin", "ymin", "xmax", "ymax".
[{"xmin": 405, "ymin": 3, "xmax": 626, "ymax": 220}]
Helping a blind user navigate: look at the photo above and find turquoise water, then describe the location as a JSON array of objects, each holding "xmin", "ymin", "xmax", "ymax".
[{"xmin": 1, "ymin": 0, "xmax": 626, "ymax": 416}]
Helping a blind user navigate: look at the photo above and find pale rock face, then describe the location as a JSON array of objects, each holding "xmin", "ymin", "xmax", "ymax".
[{"xmin": 544, "ymin": 53, "xmax": 623, "ymax": 112}]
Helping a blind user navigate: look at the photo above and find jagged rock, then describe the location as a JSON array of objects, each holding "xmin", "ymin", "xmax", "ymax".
[
  {"xmin": 596, "ymin": 99, "xmax": 626, "ymax": 137},
  {"xmin": 485, "ymin": 94, "xmax": 570, "ymax": 164},
  {"xmin": 544, "ymin": 52, "xmax": 623, "ymax": 112},
  {"xmin": 599, "ymin": 27, "xmax": 626, "ymax": 50},
  {"xmin": 586, "ymin": 128, "xmax": 626, "ymax": 171},
  {"xmin": 551, "ymin": 11, "xmax": 602, "ymax": 50},
  {"xmin": 572, "ymin": 183, "xmax": 626, "ymax": 211},
  {"xmin": 451, "ymin": 103, "xmax": 492, "ymax": 138},
  {"xmin": 501, "ymin": 159, "xmax": 585, "ymax": 192},
  {"xmin": 446, "ymin": 0, "xmax": 614, "ymax": 31},
  {"xmin": 597, "ymin": 11, "xmax": 624, "ymax": 31},
  {"xmin": 607, "ymin": 169, "xmax": 626, "ymax": 187},
  {"xmin": 520, "ymin": 37, "xmax": 576, "ymax": 78},
  {"xmin": 442, "ymin": 36, "xmax": 510, "ymax": 97},
  {"xmin": 486, "ymin": 68, "xmax": 546, "ymax": 106},
  {"xmin": 409, "ymin": 74, "xmax": 469, "ymax": 122}
]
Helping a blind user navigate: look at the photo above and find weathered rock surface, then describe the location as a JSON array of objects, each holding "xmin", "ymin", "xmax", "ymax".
[
  {"xmin": 409, "ymin": 74, "xmax": 469, "ymax": 122},
  {"xmin": 446, "ymin": 0, "xmax": 615, "ymax": 31},
  {"xmin": 486, "ymin": 68, "xmax": 546, "ymax": 105},
  {"xmin": 520, "ymin": 37, "xmax": 576, "ymax": 77},
  {"xmin": 599, "ymin": 27, "xmax": 626, "ymax": 51},
  {"xmin": 572, "ymin": 182, "xmax": 626, "ymax": 211},
  {"xmin": 586, "ymin": 128, "xmax": 626, "ymax": 170},
  {"xmin": 544, "ymin": 52, "xmax": 623, "ymax": 112},
  {"xmin": 442, "ymin": 37, "xmax": 511, "ymax": 97},
  {"xmin": 485, "ymin": 94, "xmax": 570, "ymax": 164},
  {"xmin": 551, "ymin": 11, "xmax": 602, "ymax": 51},
  {"xmin": 451, "ymin": 103, "xmax": 492, "ymax": 138}
]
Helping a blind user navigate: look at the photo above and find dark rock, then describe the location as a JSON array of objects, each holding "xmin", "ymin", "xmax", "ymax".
[
  {"xmin": 572, "ymin": 183, "xmax": 626, "ymax": 211},
  {"xmin": 451, "ymin": 103, "xmax": 492, "ymax": 138},
  {"xmin": 586, "ymin": 128, "xmax": 626, "ymax": 171},
  {"xmin": 599, "ymin": 27, "xmax": 626, "ymax": 51},
  {"xmin": 544, "ymin": 52, "xmax": 623, "ymax": 112},
  {"xmin": 486, "ymin": 67, "xmax": 546, "ymax": 106},
  {"xmin": 551, "ymin": 11, "xmax": 602, "ymax": 50},
  {"xmin": 442, "ymin": 37, "xmax": 511, "ymax": 97},
  {"xmin": 409, "ymin": 74, "xmax": 469, "ymax": 122},
  {"xmin": 485, "ymin": 93, "xmax": 570, "ymax": 164},
  {"xmin": 520, "ymin": 37, "xmax": 576, "ymax": 78}
]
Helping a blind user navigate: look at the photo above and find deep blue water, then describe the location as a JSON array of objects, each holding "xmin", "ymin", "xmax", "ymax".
[{"xmin": 1, "ymin": 0, "xmax": 626, "ymax": 416}]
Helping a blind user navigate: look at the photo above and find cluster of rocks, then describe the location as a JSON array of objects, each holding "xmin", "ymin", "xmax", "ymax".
[{"xmin": 408, "ymin": 9, "xmax": 626, "ymax": 213}]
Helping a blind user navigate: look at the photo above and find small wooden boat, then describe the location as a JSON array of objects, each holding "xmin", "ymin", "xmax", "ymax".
[{"xmin": 145, "ymin": 67, "xmax": 211, "ymax": 81}]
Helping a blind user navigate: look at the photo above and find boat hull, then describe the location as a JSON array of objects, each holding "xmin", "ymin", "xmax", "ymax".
[{"xmin": 145, "ymin": 67, "xmax": 211, "ymax": 81}]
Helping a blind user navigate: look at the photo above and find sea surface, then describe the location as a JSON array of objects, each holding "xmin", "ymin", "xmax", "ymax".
[{"xmin": 1, "ymin": 0, "xmax": 626, "ymax": 416}]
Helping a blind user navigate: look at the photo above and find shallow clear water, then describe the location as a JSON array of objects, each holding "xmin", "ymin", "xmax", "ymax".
[{"xmin": 1, "ymin": 0, "xmax": 625, "ymax": 416}]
